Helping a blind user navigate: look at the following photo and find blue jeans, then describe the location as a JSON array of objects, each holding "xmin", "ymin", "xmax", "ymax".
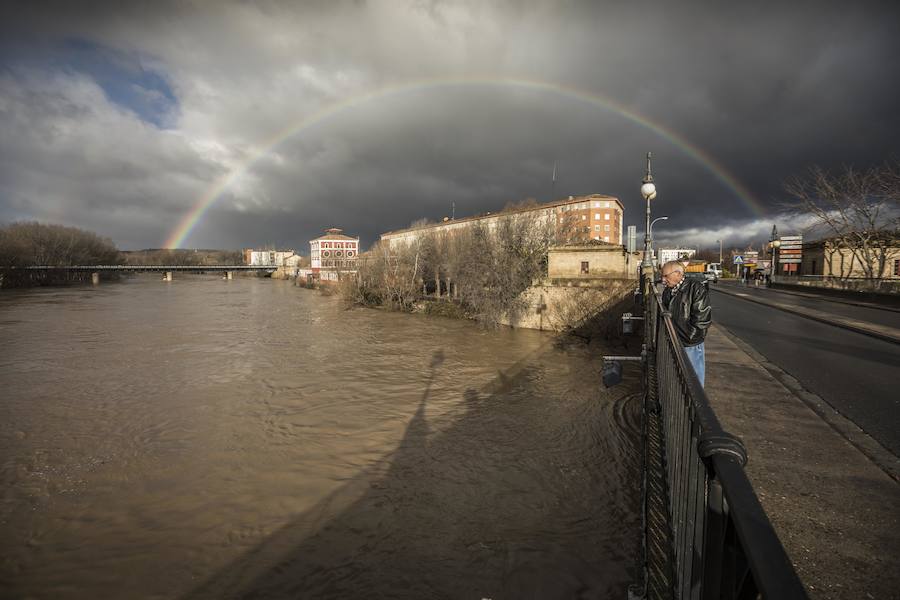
[{"xmin": 684, "ymin": 342, "xmax": 705, "ymax": 387}]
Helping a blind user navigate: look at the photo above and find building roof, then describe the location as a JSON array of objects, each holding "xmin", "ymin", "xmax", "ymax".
[
  {"xmin": 311, "ymin": 228, "xmax": 359, "ymax": 242},
  {"xmin": 380, "ymin": 193, "xmax": 622, "ymax": 238}
]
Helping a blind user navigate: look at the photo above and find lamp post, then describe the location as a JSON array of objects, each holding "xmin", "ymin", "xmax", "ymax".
[
  {"xmin": 768, "ymin": 225, "xmax": 780, "ymax": 283},
  {"xmin": 716, "ymin": 239, "xmax": 723, "ymax": 264},
  {"xmin": 640, "ymin": 152, "xmax": 657, "ymax": 269}
]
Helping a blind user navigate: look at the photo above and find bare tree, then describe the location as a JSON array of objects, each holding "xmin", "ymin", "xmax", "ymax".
[
  {"xmin": 784, "ymin": 158, "xmax": 900, "ymax": 282},
  {"xmin": 0, "ymin": 221, "xmax": 119, "ymax": 267}
]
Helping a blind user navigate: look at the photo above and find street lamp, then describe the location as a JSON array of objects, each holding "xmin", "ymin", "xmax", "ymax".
[
  {"xmin": 649, "ymin": 216, "xmax": 668, "ymax": 247},
  {"xmin": 640, "ymin": 152, "xmax": 657, "ymax": 269},
  {"xmin": 716, "ymin": 239, "xmax": 723, "ymax": 264}
]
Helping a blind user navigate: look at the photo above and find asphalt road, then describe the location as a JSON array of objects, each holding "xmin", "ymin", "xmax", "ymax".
[
  {"xmin": 709, "ymin": 287, "xmax": 900, "ymax": 457},
  {"xmin": 717, "ymin": 282, "xmax": 900, "ymax": 329}
]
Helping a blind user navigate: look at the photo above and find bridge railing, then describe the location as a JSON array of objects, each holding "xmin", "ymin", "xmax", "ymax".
[{"xmin": 642, "ymin": 278, "xmax": 806, "ymax": 599}]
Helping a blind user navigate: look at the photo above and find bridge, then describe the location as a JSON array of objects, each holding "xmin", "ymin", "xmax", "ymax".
[
  {"xmin": 19, "ymin": 265, "xmax": 277, "ymax": 283},
  {"xmin": 608, "ymin": 272, "xmax": 808, "ymax": 600}
]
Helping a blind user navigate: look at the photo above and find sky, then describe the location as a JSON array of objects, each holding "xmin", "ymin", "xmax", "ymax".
[{"xmin": 1, "ymin": 0, "xmax": 898, "ymax": 253}]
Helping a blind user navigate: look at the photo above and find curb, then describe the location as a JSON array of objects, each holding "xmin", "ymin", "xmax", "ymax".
[
  {"xmin": 713, "ymin": 324, "xmax": 900, "ymax": 484},
  {"xmin": 711, "ymin": 286, "xmax": 900, "ymax": 346}
]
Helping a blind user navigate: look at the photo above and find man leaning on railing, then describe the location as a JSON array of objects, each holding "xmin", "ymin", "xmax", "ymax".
[{"xmin": 660, "ymin": 260, "xmax": 712, "ymax": 385}]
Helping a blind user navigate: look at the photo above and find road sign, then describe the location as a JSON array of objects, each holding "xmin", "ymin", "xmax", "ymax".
[{"xmin": 733, "ymin": 255, "xmax": 744, "ymax": 264}]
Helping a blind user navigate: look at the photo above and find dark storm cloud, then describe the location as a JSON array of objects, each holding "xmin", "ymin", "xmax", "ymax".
[{"xmin": 1, "ymin": 0, "xmax": 898, "ymax": 251}]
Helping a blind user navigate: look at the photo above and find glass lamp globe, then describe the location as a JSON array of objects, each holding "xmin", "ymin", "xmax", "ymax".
[{"xmin": 641, "ymin": 182, "xmax": 657, "ymax": 200}]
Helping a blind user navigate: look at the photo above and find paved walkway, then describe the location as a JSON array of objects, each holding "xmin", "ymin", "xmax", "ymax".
[{"xmin": 704, "ymin": 324, "xmax": 900, "ymax": 599}]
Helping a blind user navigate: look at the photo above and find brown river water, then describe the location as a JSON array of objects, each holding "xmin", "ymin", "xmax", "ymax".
[{"xmin": 0, "ymin": 275, "xmax": 641, "ymax": 599}]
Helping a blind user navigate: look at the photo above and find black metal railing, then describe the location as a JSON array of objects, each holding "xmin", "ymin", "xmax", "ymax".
[{"xmin": 640, "ymin": 277, "xmax": 807, "ymax": 599}]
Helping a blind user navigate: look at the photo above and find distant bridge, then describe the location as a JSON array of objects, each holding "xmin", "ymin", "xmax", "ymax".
[
  {"xmin": 22, "ymin": 265, "xmax": 277, "ymax": 272},
  {"xmin": 14, "ymin": 265, "xmax": 278, "ymax": 283}
]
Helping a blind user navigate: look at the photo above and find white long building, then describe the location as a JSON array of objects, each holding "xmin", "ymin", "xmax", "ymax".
[{"xmin": 657, "ymin": 248, "xmax": 697, "ymax": 264}]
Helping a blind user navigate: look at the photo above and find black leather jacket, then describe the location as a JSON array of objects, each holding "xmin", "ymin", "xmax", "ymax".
[{"xmin": 661, "ymin": 278, "xmax": 712, "ymax": 347}]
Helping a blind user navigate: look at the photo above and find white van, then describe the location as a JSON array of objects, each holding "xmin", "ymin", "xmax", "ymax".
[{"xmin": 706, "ymin": 263, "xmax": 722, "ymax": 282}]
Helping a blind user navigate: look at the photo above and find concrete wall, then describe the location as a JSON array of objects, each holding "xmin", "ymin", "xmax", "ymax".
[
  {"xmin": 547, "ymin": 245, "xmax": 640, "ymax": 279},
  {"xmin": 497, "ymin": 279, "xmax": 634, "ymax": 331}
]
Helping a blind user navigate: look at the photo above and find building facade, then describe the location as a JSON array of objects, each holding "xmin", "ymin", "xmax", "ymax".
[
  {"xmin": 801, "ymin": 238, "xmax": 900, "ymax": 279},
  {"xmin": 657, "ymin": 248, "xmax": 697, "ymax": 265},
  {"xmin": 380, "ymin": 194, "xmax": 624, "ymax": 249},
  {"xmin": 310, "ymin": 228, "xmax": 360, "ymax": 282},
  {"xmin": 242, "ymin": 249, "xmax": 296, "ymax": 266},
  {"xmin": 547, "ymin": 244, "xmax": 640, "ymax": 279}
]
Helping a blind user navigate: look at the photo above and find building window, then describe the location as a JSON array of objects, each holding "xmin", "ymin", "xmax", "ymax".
[
  {"xmin": 581, "ymin": 215, "xmax": 586, "ymax": 220},
  {"xmin": 593, "ymin": 202, "xmax": 600, "ymax": 208},
  {"xmin": 594, "ymin": 225, "xmax": 600, "ymax": 231},
  {"xmin": 604, "ymin": 224, "xmax": 610, "ymax": 232},
  {"xmin": 894, "ymin": 259, "xmax": 899, "ymax": 276},
  {"xmin": 605, "ymin": 201, "xmax": 610, "ymax": 208},
  {"xmin": 581, "ymin": 261, "xmax": 589, "ymax": 274},
  {"xmin": 603, "ymin": 236, "xmax": 609, "ymax": 242},
  {"xmin": 604, "ymin": 213, "xmax": 610, "ymax": 220},
  {"xmin": 594, "ymin": 213, "xmax": 601, "ymax": 220}
]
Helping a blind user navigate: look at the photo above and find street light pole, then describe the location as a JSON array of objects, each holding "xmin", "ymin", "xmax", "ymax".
[
  {"xmin": 640, "ymin": 152, "xmax": 657, "ymax": 269},
  {"xmin": 768, "ymin": 224, "xmax": 780, "ymax": 284},
  {"xmin": 717, "ymin": 239, "xmax": 723, "ymax": 264}
]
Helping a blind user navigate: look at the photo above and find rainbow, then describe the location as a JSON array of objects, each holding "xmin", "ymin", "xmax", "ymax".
[{"xmin": 164, "ymin": 77, "xmax": 765, "ymax": 249}]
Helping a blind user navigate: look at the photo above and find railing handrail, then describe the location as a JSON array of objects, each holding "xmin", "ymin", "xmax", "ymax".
[{"xmin": 646, "ymin": 281, "xmax": 807, "ymax": 599}]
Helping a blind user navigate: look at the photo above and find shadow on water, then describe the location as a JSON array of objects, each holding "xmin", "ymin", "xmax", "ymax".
[{"xmin": 184, "ymin": 339, "xmax": 641, "ymax": 600}]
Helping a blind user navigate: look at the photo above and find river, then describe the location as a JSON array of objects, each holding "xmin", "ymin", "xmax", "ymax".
[{"xmin": 0, "ymin": 275, "xmax": 641, "ymax": 599}]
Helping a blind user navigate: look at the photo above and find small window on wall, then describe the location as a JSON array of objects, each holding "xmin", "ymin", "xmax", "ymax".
[
  {"xmin": 594, "ymin": 225, "xmax": 600, "ymax": 231},
  {"xmin": 604, "ymin": 214, "xmax": 610, "ymax": 220},
  {"xmin": 581, "ymin": 261, "xmax": 589, "ymax": 274},
  {"xmin": 894, "ymin": 259, "xmax": 899, "ymax": 276}
]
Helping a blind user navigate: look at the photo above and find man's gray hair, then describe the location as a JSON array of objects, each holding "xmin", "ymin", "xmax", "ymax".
[{"xmin": 662, "ymin": 260, "xmax": 685, "ymax": 273}]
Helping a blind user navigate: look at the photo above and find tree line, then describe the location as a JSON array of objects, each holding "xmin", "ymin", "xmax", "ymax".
[
  {"xmin": 342, "ymin": 210, "xmax": 558, "ymax": 326},
  {"xmin": 0, "ymin": 221, "xmax": 119, "ymax": 268}
]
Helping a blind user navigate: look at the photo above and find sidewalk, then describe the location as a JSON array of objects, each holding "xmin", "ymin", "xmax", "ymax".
[
  {"xmin": 713, "ymin": 282, "xmax": 900, "ymax": 345},
  {"xmin": 704, "ymin": 324, "xmax": 900, "ymax": 600}
]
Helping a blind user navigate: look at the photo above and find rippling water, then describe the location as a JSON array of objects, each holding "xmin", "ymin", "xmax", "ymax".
[{"xmin": 0, "ymin": 275, "xmax": 641, "ymax": 599}]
